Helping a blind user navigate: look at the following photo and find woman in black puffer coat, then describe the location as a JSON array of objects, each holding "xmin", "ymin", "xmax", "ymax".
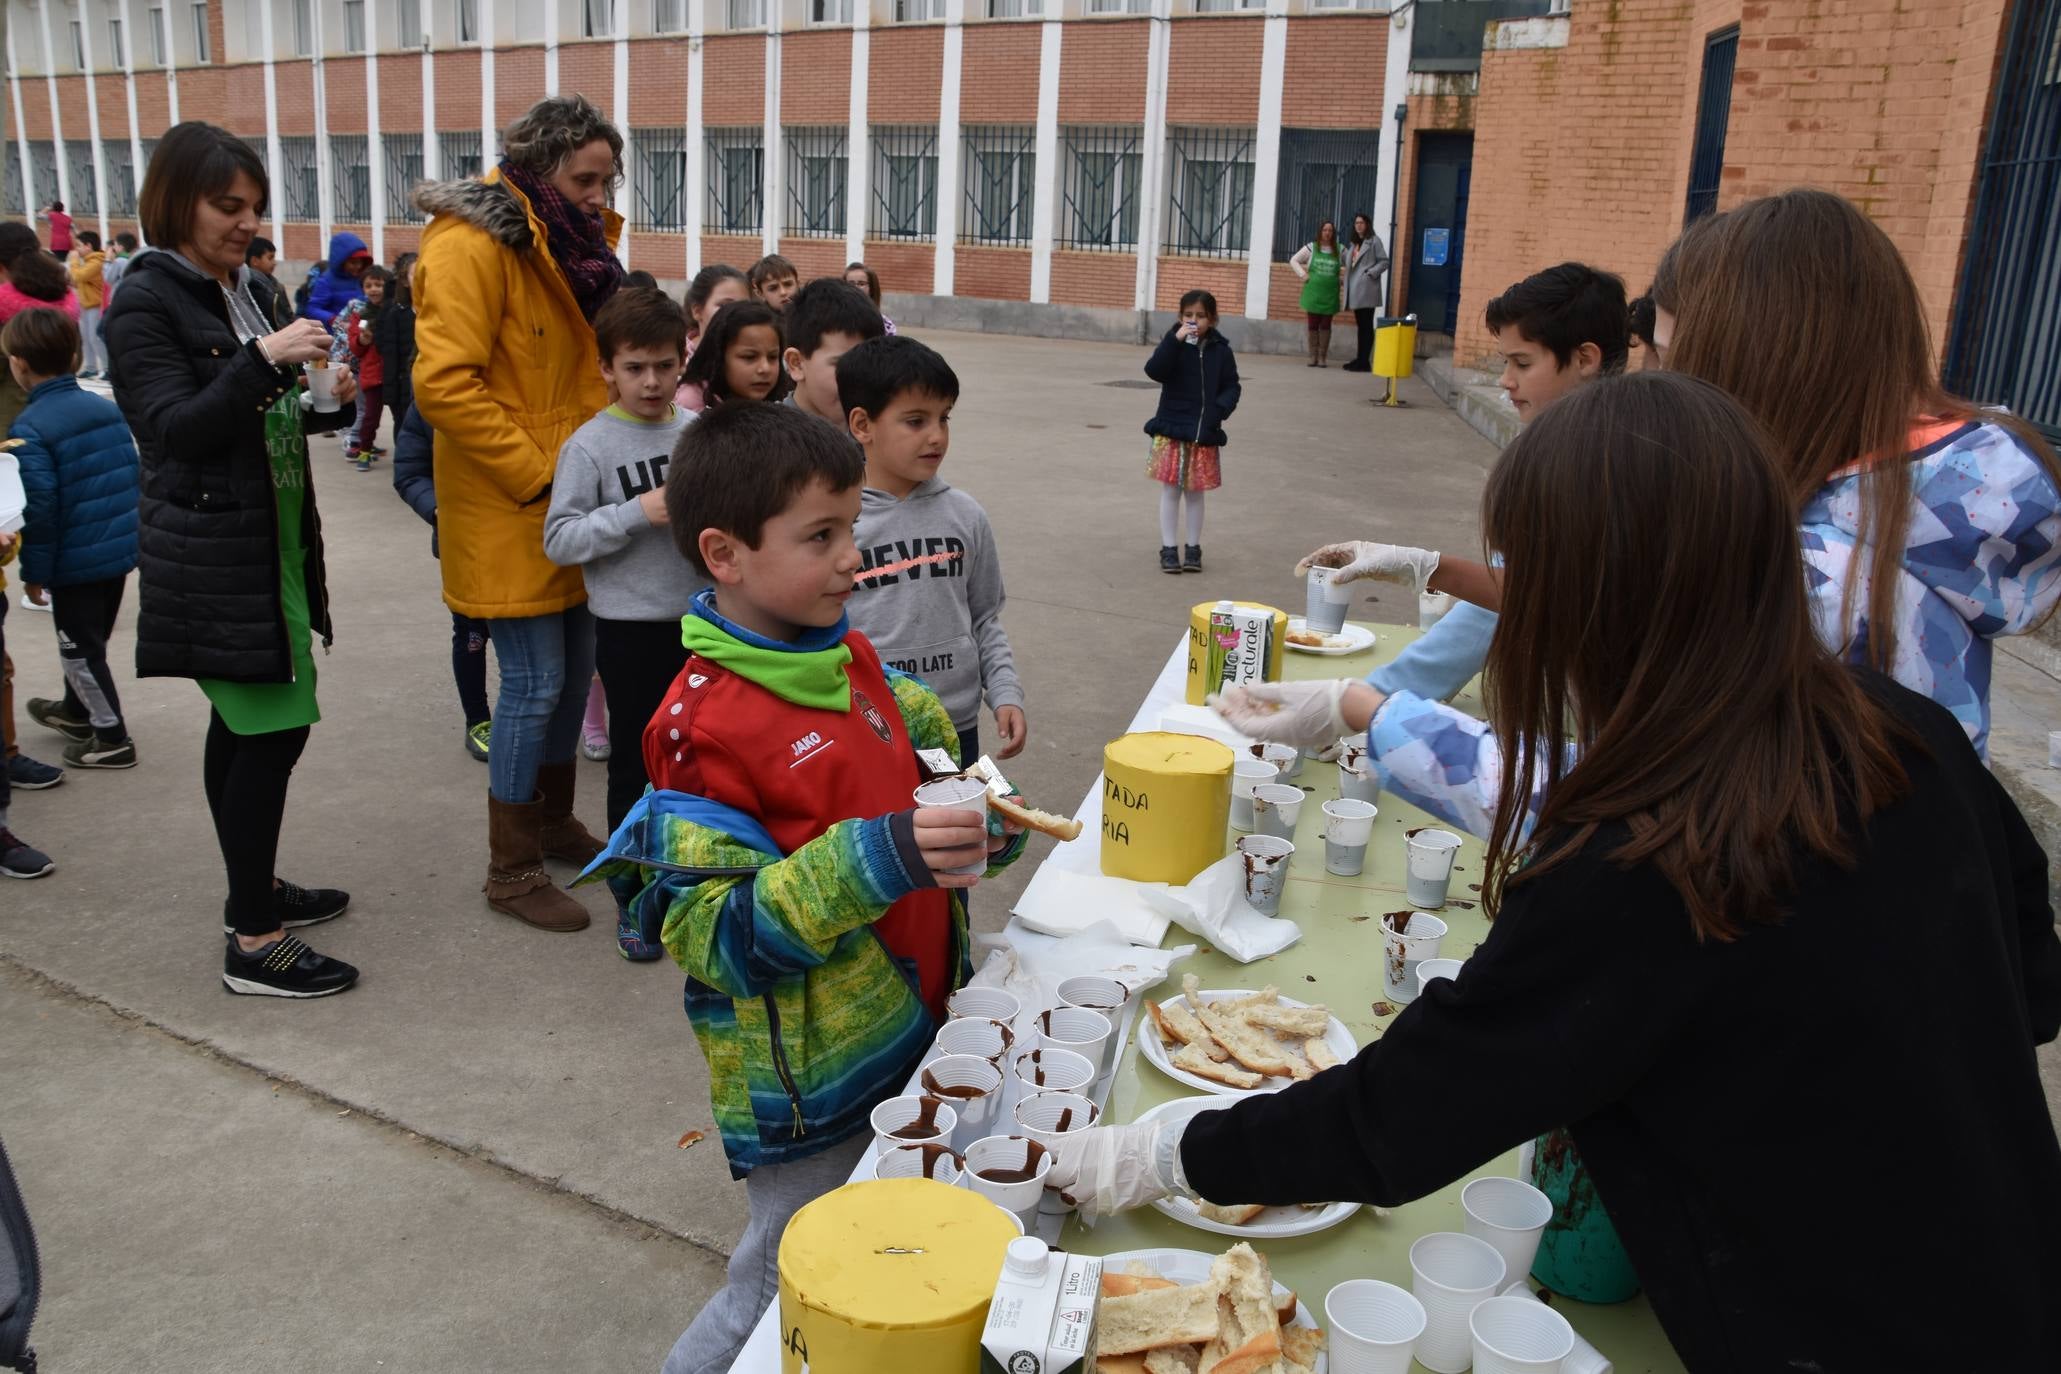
[{"xmin": 104, "ymin": 122, "xmax": 365, "ymax": 1000}]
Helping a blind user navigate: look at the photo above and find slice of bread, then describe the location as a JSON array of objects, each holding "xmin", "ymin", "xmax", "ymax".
[
  {"xmin": 1274, "ymin": 1292, "xmax": 1298, "ymax": 1327},
  {"xmin": 1279, "ymin": 1324, "xmax": 1325, "ymax": 1374},
  {"xmin": 1172, "ymin": 1042, "xmax": 1263, "ymax": 1089},
  {"xmin": 991, "ymin": 791, "xmax": 1085, "ymax": 842},
  {"xmin": 1303, "ymin": 1038, "xmax": 1341, "ymax": 1072},
  {"xmin": 1195, "ymin": 1007, "xmax": 1295, "ymax": 1078},
  {"xmin": 1144, "ymin": 1347, "xmax": 1203, "ymax": 1374},
  {"xmin": 1236, "ymin": 1002, "xmax": 1331, "ymax": 1039},
  {"xmin": 1148, "ymin": 999, "xmax": 1228, "ymax": 1062},
  {"xmin": 1201, "ymin": 1244, "xmax": 1285, "ymax": 1374},
  {"xmin": 1102, "ymin": 1273, "xmax": 1180, "ymax": 1298},
  {"xmin": 1097, "ymin": 1282, "xmax": 1224, "ymax": 1355},
  {"xmin": 1096, "ymin": 1356, "xmax": 1151, "ymax": 1374},
  {"xmin": 1196, "ymin": 1200, "xmax": 1268, "ymax": 1226}
]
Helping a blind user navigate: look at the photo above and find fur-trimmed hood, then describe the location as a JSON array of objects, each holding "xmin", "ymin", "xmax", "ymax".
[{"xmin": 413, "ymin": 174, "xmax": 535, "ymax": 251}]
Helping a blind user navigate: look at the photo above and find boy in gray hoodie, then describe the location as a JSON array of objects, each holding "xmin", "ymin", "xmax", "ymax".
[{"xmin": 840, "ymin": 336, "xmax": 1027, "ymax": 764}]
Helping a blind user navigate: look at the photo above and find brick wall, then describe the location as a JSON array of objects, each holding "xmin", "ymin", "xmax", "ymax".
[
  {"xmin": 1059, "ymin": 22, "xmax": 1147, "ymax": 124},
  {"xmin": 701, "ymin": 234, "xmax": 762, "ymax": 274},
  {"xmin": 327, "ymin": 58, "xmax": 369, "ymax": 133},
  {"xmin": 275, "ymin": 61, "xmax": 316, "ymax": 135},
  {"xmin": 777, "ymin": 237, "xmax": 851, "ymax": 283},
  {"xmin": 1157, "ymin": 255, "xmax": 1245, "ymax": 317},
  {"xmin": 629, "ymin": 38, "xmax": 693, "ymax": 125},
  {"xmin": 870, "ymin": 27, "xmax": 944, "ymax": 124},
  {"xmin": 1050, "ymin": 249, "xmax": 1136, "ymax": 311},
  {"xmin": 495, "ymin": 48, "xmax": 548, "ymax": 126},
  {"xmin": 781, "ymin": 32, "xmax": 852, "ymax": 124},
  {"xmin": 961, "ymin": 27, "xmax": 1042, "ymax": 126},
  {"xmin": 1281, "ymin": 16, "xmax": 1387, "ymax": 129},
  {"xmin": 134, "ymin": 71, "xmax": 173, "ymax": 132},
  {"xmin": 859, "ymin": 238, "xmax": 935, "ymax": 296},
  {"xmin": 955, "ymin": 243, "xmax": 1032, "ymax": 301},
  {"xmin": 1167, "ymin": 18, "xmax": 1263, "ymax": 127},
  {"xmin": 558, "ymin": 43, "xmax": 615, "ymax": 115},
  {"xmin": 435, "ymin": 48, "xmax": 484, "ymax": 130},
  {"xmin": 627, "ymin": 232, "xmax": 691, "ymax": 278}
]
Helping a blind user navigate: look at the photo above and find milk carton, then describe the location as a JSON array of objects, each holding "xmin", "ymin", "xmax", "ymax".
[{"xmin": 979, "ymin": 1237, "xmax": 1101, "ymax": 1374}]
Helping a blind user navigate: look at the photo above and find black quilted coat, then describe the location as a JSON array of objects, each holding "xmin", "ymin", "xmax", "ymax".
[{"xmin": 104, "ymin": 250, "xmax": 356, "ymax": 683}]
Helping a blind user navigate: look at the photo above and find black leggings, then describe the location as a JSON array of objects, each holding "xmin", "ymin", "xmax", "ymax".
[
  {"xmin": 1353, "ymin": 307, "xmax": 1377, "ymax": 366},
  {"xmin": 594, "ymin": 617, "xmax": 690, "ymax": 833},
  {"xmin": 452, "ymin": 612, "xmax": 491, "ymax": 728},
  {"xmin": 203, "ymin": 710, "xmax": 311, "ymax": 936}
]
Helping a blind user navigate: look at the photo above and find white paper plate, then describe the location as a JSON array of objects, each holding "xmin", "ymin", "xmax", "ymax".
[
  {"xmin": 1133, "ymin": 1096, "xmax": 1362, "ymax": 1238},
  {"xmin": 1137, "ymin": 990, "xmax": 1358, "ymax": 1097},
  {"xmin": 1095, "ymin": 1247, "xmax": 1326, "ymax": 1372},
  {"xmin": 1285, "ymin": 617, "xmax": 1377, "ymax": 656}
]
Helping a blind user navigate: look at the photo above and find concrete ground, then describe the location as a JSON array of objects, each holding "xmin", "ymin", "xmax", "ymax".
[{"xmin": 0, "ymin": 331, "xmax": 1496, "ymax": 1371}]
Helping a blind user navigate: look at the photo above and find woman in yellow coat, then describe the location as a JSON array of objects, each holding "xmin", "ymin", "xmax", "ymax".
[{"xmin": 412, "ymin": 95, "xmax": 626, "ymax": 932}]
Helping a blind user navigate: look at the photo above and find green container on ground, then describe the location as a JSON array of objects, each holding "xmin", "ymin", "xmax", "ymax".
[{"xmin": 1527, "ymin": 1129, "xmax": 1642, "ymax": 1304}]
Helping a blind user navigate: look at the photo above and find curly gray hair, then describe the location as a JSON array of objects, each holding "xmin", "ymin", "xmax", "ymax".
[{"xmin": 501, "ymin": 95, "xmax": 624, "ymax": 187}]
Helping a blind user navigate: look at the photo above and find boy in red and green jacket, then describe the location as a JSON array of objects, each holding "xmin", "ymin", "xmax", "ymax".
[{"xmin": 581, "ymin": 402, "xmax": 1024, "ymax": 1373}]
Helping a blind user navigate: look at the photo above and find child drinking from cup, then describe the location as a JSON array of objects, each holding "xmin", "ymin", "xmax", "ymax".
[
  {"xmin": 676, "ymin": 299, "xmax": 788, "ymax": 417},
  {"xmin": 1144, "ymin": 288, "xmax": 1240, "ymax": 575}
]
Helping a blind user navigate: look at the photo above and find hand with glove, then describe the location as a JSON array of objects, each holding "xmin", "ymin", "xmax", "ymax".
[
  {"xmin": 1046, "ymin": 1117, "xmax": 1193, "ymax": 1222},
  {"xmin": 1295, "ymin": 541, "xmax": 1442, "ymax": 594},
  {"xmin": 1211, "ymin": 679, "xmax": 1384, "ymax": 751}
]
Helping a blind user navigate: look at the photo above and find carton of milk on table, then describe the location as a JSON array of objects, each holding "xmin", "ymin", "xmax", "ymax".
[
  {"xmin": 980, "ymin": 1237, "xmax": 1101, "ymax": 1374},
  {"xmin": 1207, "ymin": 600, "xmax": 1275, "ymax": 694}
]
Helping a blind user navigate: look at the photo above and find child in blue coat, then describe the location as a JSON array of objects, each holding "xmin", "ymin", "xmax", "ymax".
[{"xmin": 3, "ymin": 307, "xmax": 140, "ymax": 769}]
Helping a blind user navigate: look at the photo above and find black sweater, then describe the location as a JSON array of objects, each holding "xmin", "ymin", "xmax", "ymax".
[{"xmin": 1181, "ymin": 680, "xmax": 2061, "ymax": 1371}]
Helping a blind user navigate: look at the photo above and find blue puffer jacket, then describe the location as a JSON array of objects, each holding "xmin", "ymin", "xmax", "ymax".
[
  {"xmin": 12, "ymin": 375, "xmax": 140, "ymax": 588},
  {"xmin": 302, "ymin": 231, "xmax": 370, "ymax": 326},
  {"xmin": 1143, "ymin": 325, "xmax": 1241, "ymax": 448}
]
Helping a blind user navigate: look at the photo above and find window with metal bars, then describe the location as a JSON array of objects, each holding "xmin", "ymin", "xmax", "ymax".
[
  {"xmin": 871, "ymin": 127, "xmax": 938, "ymax": 240},
  {"xmin": 1057, "ymin": 125, "xmax": 1142, "ymax": 251},
  {"xmin": 439, "ymin": 130, "xmax": 483, "ymax": 182},
  {"xmin": 3, "ymin": 146, "xmax": 24, "ymax": 216},
  {"xmin": 725, "ymin": 0, "xmax": 767, "ymax": 28},
  {"xmin": 332, "ymin": 135, "xmax": 372, "ymax": 222},
  {"xmin": 278, "ymin": 137, "xmax": 320, "ymax": 220},
  {"xmin": 29, "ymin": 144, "xmax": 57, "ymax": 212},
  {"xmin": 808, "ymin": 0, "xmax": 854, "ymax": 23},
  {"xmin": 1684, "ymin": 27, "xmax": 1738, "ymax": 224},
  {"xmin": 893, "ymin": 0, "xmax": 943, "ymax": 20},
  {"xmin": 1271, "ymin": 129, "xmax": 1379, "ymax": 261},
  {"xmin": 104, "ymin": 141, "xmax": 138, "ymax": 216},
  {"xmin": 1165, "ymin": 128, "xmax": 1255, "ymax": 257},
  {"xmin": 783, "ymin": 129, "xmax": 848, "ymax": 237},
  {"xmin": 65, "ymin": 141, "xmax": 98, "ymax": 214},
  {"xmin": 959, "ymin": 127, "xmax": 1035, "ymax": 245},
  {"xmin": 631, "ymin": 128, "xmax": 689, "ymax": 230},
  {"xmin": 653, "ymin": 0, "xmax": 687, "ymax": 32},
  {"xmin": 705, "ymin": 128, "xmax": 764, "ymax": 234},
  {"xmin": 385, "ymin": 133, "xmax": 425, "ymax": 222}
]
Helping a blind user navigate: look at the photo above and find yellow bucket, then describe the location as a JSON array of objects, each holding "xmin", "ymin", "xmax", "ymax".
[{"xmin": 1373, "ymin": 317, "xmax": 1418, "ymax": 379}]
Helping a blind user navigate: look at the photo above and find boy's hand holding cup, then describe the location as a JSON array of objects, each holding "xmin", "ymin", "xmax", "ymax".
[{"xmin": 911, "ymin": 805, "xmax": 995, "ymax": 888}]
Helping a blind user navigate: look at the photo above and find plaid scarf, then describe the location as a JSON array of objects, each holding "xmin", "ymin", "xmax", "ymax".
[{"xmin": 500, "ymin": 160, "xmax": 625, "ymax": 323}]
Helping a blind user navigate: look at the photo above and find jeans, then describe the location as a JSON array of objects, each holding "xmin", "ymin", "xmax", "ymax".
[
  {"xmin": 451, "ymin": 612, "xmax": 492, "ymax": 728},
  {"xmin": 78, "ymin": 306, "xmax": 105, "ymax": 373},
  {"xmin": 593, "ymin": 617, "xmax": 689, "ymax": 833},
  {"xmin": 203, "ymin": 710, "xmax": 312, "ymax": 936},
  {"xmin": 485, "ymin": 605, "xmax": 595, "ymax": 805}
]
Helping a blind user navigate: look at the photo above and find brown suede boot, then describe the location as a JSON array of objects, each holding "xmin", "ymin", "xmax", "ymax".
[
  {"xmin": 1317, "ymin": 324, "xmax": 1333, "ymax": 366},
  {"xmin": 1306, "ymin": 332, "xmax": 1321, "ymax": 366},
  {"xmin": 485, "ymin": 792, "xmax": 592, "ymax": 931},
  {"xmin": 536, "ymin": 759, "xmax": 605, "ymax": 866}
]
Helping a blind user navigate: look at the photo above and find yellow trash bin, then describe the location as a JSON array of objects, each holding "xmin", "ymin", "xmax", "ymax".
[{"xmin": 1372, "ymin": 314, "xmax": 1418, "ymax": 407}]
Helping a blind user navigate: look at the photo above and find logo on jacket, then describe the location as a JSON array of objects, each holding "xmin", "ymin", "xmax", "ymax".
[
  {"xmin": 688, "ymin": 673, "xmax": 709, "ymax": 689},
  {"xmin": 851, "ymin": 689, "xmax": 893, "ymax": 744}
]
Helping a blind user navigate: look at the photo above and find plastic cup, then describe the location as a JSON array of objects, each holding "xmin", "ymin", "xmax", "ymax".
[
  {"xmin": 947, "ymin": 986, "xmax": 1020, "ymax": 1024},
  {"xmin": 1056, "ymin": 974, "xmax": 1128, "ymax": 1019},
  {"xmin": 1383, "ymin": 911, "xmax": 1449, "ymax": 1003},
  {"xmin": 1409, "ymin": 1231, "xmax": 1508, "ymax": 1374},
  {"xmin": 303, "ymin": 361, "xmax": 342, "ymax": 412},
  {"xmin": 1032, "ymin": 1006, "xmax": 1114, "ymax": 1082},
  {"xmin": 1229, "ymin": 758, "xmax": 1279, "ymax": 831},
  {"xmin": 1420, "ymin": 590, "xmax": 1456, "ymax": 629},
  {"xmin": 1306, "ymin": 566, "xmax": 1352, "ymax": 634},
  {"xmin": 1470, "ymin": 1294, "xmax": 1574, "ymax": 1374},
  {"xmin": 1012, "ymin": 1091, "xmax": 1100, "ymax": 1213},
  {"xmin": 1321, "ymin": 798, "xmax": 1378, "ymax": 876},
  {"xmin": 1250, "ymin": 783, "xmax": 1305, "ymax": 840},
  {"xmin": 1416, "ymin": 956, "xmax": 1464, "ymax": 996},
  {"xmin": 913, "ymin": 776, "xmax": 992, "ymax": 876},
  {"xmin": 1010, "ymin": 1046, "xmax": 1096, "ymax": 1098},
  {"xmin": 869, "ymin": 1094, "xmax": 959, "ymax": 1157},
  {"xmin": 962, "ymin": 1135, "xmax": 1052, "ymax": 1229},
  {"xmin": 1338, "ymin": 755, "xmax": 1380, "ymax": 804},
  {"xmin": 870, "ymin": 1140, "xmax": 965, "ymax": 1186},
  {"xmin": 1406, "ymin": 828, "xmax": 1464, "ymax": 908},
  {"xmin": 1236, "ymin": 834, "xmax": 1295, "ymax": 915},
  {"xmin": 1255, "ymin": 741, "xmax": 1303, "ymax": 782},
  {"xmin": 1324, "ymin": 1279, "xmax": 1428, "ymax": 1374},
  {"xmin": 1499, "ymin": 1283, "xmax": 1613, "ymax": 1374},
  {"xmin": 935, "ymin": 1016, "xmax": 1014, "ymax": 1067},
  {"xmin": 1463, "ymin": 1177, "xmax": 1555, "ymax": 1295},
  {"xmin": 919, "ymin": 1053, "xmax": 1004, "ymax": 1151}
]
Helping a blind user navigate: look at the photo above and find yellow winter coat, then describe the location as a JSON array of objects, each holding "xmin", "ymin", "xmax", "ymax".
[
  {"xmin": 411, "ymin": 170, "xmax": 622, "ymax": 618},
  {"xmin": 68, "ymin": 250, "xmax": 105, "ymax": 310}
]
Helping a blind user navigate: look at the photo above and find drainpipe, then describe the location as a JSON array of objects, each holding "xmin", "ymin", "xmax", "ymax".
[{"xmin": 1387, "ymin": 101, "xmax": 1407, "ymax": 316}]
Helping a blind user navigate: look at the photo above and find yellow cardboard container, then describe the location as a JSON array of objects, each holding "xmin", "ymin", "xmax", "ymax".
[
  {"xmin": 1184, "ymin": 601, "xmax": 1289, "ymax": 705},
  {"xmin": 1101, "ymin": 732, "xmax": 1234, "ymax": 884},
  {"xmin": 775, "ymin": 1178, "xmax": 1017, "ymax": 1374}
]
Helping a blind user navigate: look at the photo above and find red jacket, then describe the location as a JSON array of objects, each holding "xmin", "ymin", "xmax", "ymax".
[
  {"xmin": 646, "ymin": 630, "xmax": 956, "ymax": 1017},
  {"xmin": 347, "ymin": 311, "xmax": 385, "ymax": 387}
]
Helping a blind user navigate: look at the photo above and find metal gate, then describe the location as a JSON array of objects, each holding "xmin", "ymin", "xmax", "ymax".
[{"xmin": 1944, "ymin": 0, "xmax": 2061, "ymax": 442}]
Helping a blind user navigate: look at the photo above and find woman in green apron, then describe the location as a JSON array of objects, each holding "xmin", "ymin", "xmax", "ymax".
[
  {"xmin": 1291, "ymin": 219, "xmax": 1343, "ymax": 367},
  {"xmin": 105, "ymin": 123, "xmax": 364, "ymax": 998}
]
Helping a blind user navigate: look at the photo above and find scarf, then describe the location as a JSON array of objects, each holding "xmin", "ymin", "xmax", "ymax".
[
  {"xmin": 499, "ymin": 160, "xmax": 625, "ymax": 323},
  {"xmin": 680, "ymin": 591, "xmax": 855, "ymax": 713}
]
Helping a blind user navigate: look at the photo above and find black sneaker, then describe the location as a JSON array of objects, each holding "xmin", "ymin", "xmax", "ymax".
[
  {"xmin": 222, "ymin": 935, "xmax": 359, "ymax": 998},
  {"xmin": 1160, "ymin": 545, "xmax": 1181, "ymax": 575},
  {"xmin": 25, "ymin": 697, "xmax": 92, "ymax": 742},
  {"xmin": 222, "ymin": 879, "xmax": 351, "ymax": 934},
  {"xmin": 7, "ymin": 753, "xmax": 65, "ymax": 789},
  {"xmin": 1183, "ymin": 544, "xmax": 1203, "ymax": 573},
  {"xmin": 63, "ymin": 736, "xmax": 137, "ymax": 769},
  {"xmin": 0, "ymin": 830, "xmax": 54, "ymax": 878}
]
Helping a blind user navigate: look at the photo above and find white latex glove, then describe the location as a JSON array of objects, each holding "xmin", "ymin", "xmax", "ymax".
[
  {"xmin": 1295, "ymin": 541, "xmax": 1442, "ymax": 593},
  {"xmin": 1211, "ymin": 680, "xmax": 1354, "ymax": 750},
  {"xmin": 1046, "ymin": 1118, "xmax": 1191, "ymax": 1223}
]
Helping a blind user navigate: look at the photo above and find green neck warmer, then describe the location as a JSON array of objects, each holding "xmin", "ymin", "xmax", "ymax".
[{"xmin": 679, "ymin": 613, "xmax": 853, "ymax": 712}]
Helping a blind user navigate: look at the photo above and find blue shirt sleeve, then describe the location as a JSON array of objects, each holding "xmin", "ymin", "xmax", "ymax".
[{"xmin": 1369, "ymin": 601, "xmax": 1498, "ymax": 701}]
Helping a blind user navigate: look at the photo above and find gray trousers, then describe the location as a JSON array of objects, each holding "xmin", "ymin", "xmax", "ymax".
[{"xmin": 660, "ymin": 1133, "xmax": 871, "ymax": 1374}]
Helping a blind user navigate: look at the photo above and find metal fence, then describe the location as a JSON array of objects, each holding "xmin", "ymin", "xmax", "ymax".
[
  {"xmin": 2, "ymin": 146, "xmax": 21, "ymax": 215},
  {"xmin": 960, "ymin": 126, "xmax": 1036, "ymax": 245},
  {"xmin": 332, "ymin": 134, "xmax": 372, "ymax": 222},
  {"xmin": 1165, "ymin": 126, "xmax": 1254, "ymax": 257},
  {"xmin": 706, "ymin": 127, "xmax": 764, "ymax": 234},
  {"xmin": 386, "ymin": 132, "xmax": 425, "ymax": 223},
  {"xmin": 279, "ymin": 136, "xmax": 319, "ymax": 220},
  {"xmin": 632, "ymin": 128, "xmax": 689, "ymax": 231},
  {"xmin": 870, "ymin": 126, "xmax": 938, "ymax": 240},
  {"xmin": 28, "ymin": 144, "xmax": 56, "ymax": 213},
  {"xmin": 1272, "ymin": 128, "xmax": 1380, "ymax": 261},
  {"xmin": 784, "ymin": 128, "xmax": 849, "ymax": 238},
  {"xmin": 1057, "ymin": 126, "xmax": 1143, "ymax": 252},
  {"xmin": 103, "ymin": 140, "xmax": 138, "ymax": 217},
  {"xmin": 64, "ymin": 141, "xmax": 97, "ymax": 215},
  {"xmin": 439, "ymin": 130, "xmax": 483, "ymax": 182}
]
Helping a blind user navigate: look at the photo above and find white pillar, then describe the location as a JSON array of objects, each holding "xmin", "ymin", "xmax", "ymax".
[
  {"xmin": 761, "ymin": 6, "xmax": 783, "ymax": 259},
  {"xmin": 1372, "ymin": 0, "xmax": 1412, "ymax": 313},
  {"xmin": 613, "ymin": 13, "xmax": 629, "ymax": 265},
  {"xmin": 1133, "ymin": 0, "xmax": 1173, "ymax": 314},
  {"xmin": 1027, "ymin": 19, "xmax": 1060, "ymax": 304},
  {"xmin": 931, "ymin": 0, "xmax": 965, "ymax": 296},
  {"xmin": 7, "ymin": 21, "xmax": 34, "ymax": 219},
  {"xmin": 685, "ymin": 0, "xmax": 705, "ymax": 277},
  {"xmin": 261, "ymin": 0, "xmax": 284, "ymax": 247},
  {"xmin": 163, "ymin": 11, "xmax": 178, "ymax": 125},
  {"xmin": 313, "ymin": 0, "xmax": 333, "ymax": 247},
  {"xmin": 481, "ymin": 0, "xmax": 497, "ymax": 162},
  {"xmin": 1243, "ymin": 0, "xmax": 1287, "ymax": 319},
  {"xmin": 77, "ymin": 0, "xmax": 111, "ymax": 239},
  {"xmin": 35, "ymin": 0, "xmax": 69, "ymax": 210},
  {"xmin": 843, "ymin": 8, "xmax": 870, "ymax": 268},
  {"xmin": 545, "ymin": 0, "xmax": 560, "ymax": 94},
  {"xmin": 366, "ymin": 0, "xmax": 384, "ymax": 256},
  {"xmin": 118, "ymin": 0, "xmax": 146, "ymax": 229},
  {"xmin": 420, "ymin": 0, "xmax": 437, "ymax": 179}
]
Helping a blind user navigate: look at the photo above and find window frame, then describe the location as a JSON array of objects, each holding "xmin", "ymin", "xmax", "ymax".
[
  {"xmin": 191, "ymin": 0, "xmax": 211, "ymax": 61},
  {"xmin": 343, "ymin": 0, "xmax": 368, "ymax": 54}
]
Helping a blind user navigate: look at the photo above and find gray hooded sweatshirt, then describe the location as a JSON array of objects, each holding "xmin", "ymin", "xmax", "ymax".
[
  {"xmin": 848, "ymin": 477, "xmax": 1024, "ymax": 733},
  {"xmin": 542, "ymin": 406, "xmax": 706, "ymax": 620}
]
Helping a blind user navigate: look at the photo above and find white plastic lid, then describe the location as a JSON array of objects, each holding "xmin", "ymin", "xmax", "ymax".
[
  {"xmin": 1214, "ymin": 599, "xmax": 1234, "ymax": 611},
  {"xmin": 1003, "ymin": 1236, "xmax": 1050, "ymax": 1279}
]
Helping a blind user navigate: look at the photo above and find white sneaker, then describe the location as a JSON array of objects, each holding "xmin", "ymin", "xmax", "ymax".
[{"xmin": 20, "ymin": 592, "xmax": 49, "ymax": 613}]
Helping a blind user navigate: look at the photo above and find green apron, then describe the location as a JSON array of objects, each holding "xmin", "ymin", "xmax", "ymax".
[
  {"xmin": 1299, "ymin": 245, "xmax": 1342, "ymax": 316},
  {"xmin": 199, "ymin": 389, "xmax": 320, "ymax": 735}
]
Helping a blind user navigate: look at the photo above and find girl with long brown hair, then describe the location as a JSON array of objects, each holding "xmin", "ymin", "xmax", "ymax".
[{"xmin": 1050, "ymin": 372, "xmax": 2061, "ymax": 1369}]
